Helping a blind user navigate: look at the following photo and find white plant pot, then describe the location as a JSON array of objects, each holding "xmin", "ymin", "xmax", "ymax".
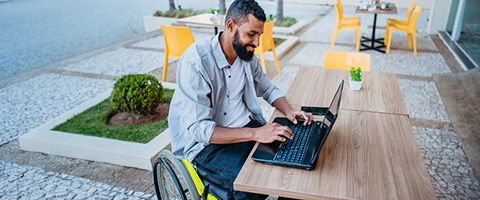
[{"xmin": 349, "ymin": 78, "xmax": 362, "ymax": 91}]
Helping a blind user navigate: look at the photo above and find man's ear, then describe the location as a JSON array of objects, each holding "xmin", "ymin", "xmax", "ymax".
[{"xmin": 226, "ymin": 19, "xmax": 236, "ymax": 32}]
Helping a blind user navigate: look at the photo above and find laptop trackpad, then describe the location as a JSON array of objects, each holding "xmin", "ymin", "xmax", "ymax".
[{"xmin": 252, "ymin": 141, "xmax": 281, "ymax": 160}]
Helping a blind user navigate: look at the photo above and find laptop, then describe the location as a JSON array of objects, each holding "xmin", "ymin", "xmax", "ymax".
[{"xmin": 251, "ymin": 80, "xmax": 344, "ymax": 170}]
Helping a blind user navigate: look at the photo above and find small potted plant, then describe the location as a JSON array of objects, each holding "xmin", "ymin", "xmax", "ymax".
[{"xmin": 349, "ymin": 67, "xmax": 362, "ymax": 91}]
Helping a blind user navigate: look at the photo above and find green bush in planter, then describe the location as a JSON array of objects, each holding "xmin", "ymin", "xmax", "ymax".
[
  {"xmin": 349, "ymin": 67, "xmax": 362, "ymax": 81},
  {"xmin": 111, "ymin": 74, "xmax": 163, "ymax": 114}
]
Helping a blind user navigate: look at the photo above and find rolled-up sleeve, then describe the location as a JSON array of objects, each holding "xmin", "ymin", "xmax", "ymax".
[
  {"xmin": 170, "ymin": 54, "xmax": 216, "ymax": 144},
  {"xmin": 251, "ymin": 59, "xmax": 285, "ymax": 104}
]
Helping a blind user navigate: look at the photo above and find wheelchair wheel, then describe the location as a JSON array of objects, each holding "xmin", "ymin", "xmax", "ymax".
[{"xmin": 153, "ymin": 150, "xmax": 200, "ymax": 200}]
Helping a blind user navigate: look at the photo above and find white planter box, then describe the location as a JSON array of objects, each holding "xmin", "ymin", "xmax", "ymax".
[
  {"xmin": 273, "ymin": 20, "xmax": 310, "ymax": 35},
  {"xmin": 143, "ymin": 15, "xmax": 179, "ymax": 32},
  {"xmin": 264, "ymin": 35, "xmax": 299, "ymax": 61},
  {"xmin": 349, "ymin": 78, "xmax": 362, "ymax": 91},
  {"xmin": 19, "ymin": 82, "xmax": 177, "ymax": 171}
]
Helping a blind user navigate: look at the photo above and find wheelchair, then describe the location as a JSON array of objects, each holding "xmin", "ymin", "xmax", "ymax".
[{"xmin": 152, "ymin": 149, "xmax": 230, "ymax": 200}]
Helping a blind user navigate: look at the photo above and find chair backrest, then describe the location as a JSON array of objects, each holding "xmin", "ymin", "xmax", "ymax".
[
  {"xmin": 407, "ymin": 6, "xmax": 423, "ymax": 29},
  {"xmin": 162, "ymin": 25, "xmax": 195, "ymax": 59},
  {"xmin": 405, "ymin": 2, "xmax": 416, "ymax": 22},
  {"xmin": 255, "ymin": 20, "xmax": 275, "ymax": 53},
  {"xmin": 323, "ymin": 51, "xmax": 371, "ymax": 71}
]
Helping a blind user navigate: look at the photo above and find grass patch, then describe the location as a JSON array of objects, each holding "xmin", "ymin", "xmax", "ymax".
[
  {"xmin": 53, "ymin": 89, "xmax": 175, "ymax": 144},
  {"xmin": 153, "ymin": 9, "xmax": 207, "ymax": 18},
  {"xmin": 272, "ymin": 17, "xmax": 298, "ymax": 27},
  {"xmin": 273, "ymin": 38, "xmax": 286, "ymax": 46}
]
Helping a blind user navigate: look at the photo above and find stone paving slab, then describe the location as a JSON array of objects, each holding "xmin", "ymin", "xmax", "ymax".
[
  {"xmin": 398, "ymin": 79, "xmax": 450, "ymax": 122},
  {"xmin": 0, "ymin": 160, "xmax": 154, "ymax": 200},
  {"xmin": 131, "ymin": 32, "xmax": 212, "ymax": 50},
  {"xmin": 434, "ymin": 69, "xmax": 480, "ymax": 180},
  {"xmin": 63, "ymin": 48, "xmax": 163, "ymax": 77},
  {"xmin": 290, "ymin": 43, "xmax": 450, "ymax": 77},
  {"xmin": 413, "ymin": 126, "xmax": 480, "ymax": 200},
  {"xmin": 0, "ymin": 74, "xmax": 113, "ymax": 146}
]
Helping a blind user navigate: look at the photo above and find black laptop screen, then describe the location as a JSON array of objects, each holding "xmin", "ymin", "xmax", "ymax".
[{"xmin": 322, "ymin": 80, "xmax": 344, "ymax": 128}]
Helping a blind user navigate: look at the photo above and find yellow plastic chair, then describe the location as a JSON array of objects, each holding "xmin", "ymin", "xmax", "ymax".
[
  {"xmin": 323, "ymin": 51, "xmax": 371, "ymax": 71},
  {"xmin": 153, "ymin": 150, "xmax": 219, "ymax": 200},
  {"xmin": 384, "ymin": 2, "xmax": 415, "ymax": 46},
  {"xmin": 330, "ymin": 0, "xmax": 361, "ymax": 51},
  {"xmin": 161, "ymin": 25, "xmax": 195, "ymax": 81},
  {"xmin": 255, "ymin": 20, "xmax": 281, "ymax": 74},
  {"xmin": 385, "ymin": 6, "xmax": 423, "ymax": 56}
]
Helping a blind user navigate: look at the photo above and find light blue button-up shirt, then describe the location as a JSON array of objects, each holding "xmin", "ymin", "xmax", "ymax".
[{"xmin": 168, "ymin": 32, "xmax": 285, "ymax": 161}]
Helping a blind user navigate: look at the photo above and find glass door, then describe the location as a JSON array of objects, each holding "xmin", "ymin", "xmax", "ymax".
[
  {"xmin": 442, "ymin": 0, "xmax": 479, "ymax": 68},
  {"xmin": 456, "ymin": 0, "xmax": 480, "ymax": 66}
]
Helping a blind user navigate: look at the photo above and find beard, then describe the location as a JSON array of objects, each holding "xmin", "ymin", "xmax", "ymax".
[{"xmin": 232, "ymin": 29, "xmax": 256, "ymax": 61}]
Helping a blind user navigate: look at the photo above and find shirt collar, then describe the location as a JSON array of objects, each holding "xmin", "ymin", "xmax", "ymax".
[{"xmin": 212, "ymin": 31, "xmax": 232, "ymax": 69}]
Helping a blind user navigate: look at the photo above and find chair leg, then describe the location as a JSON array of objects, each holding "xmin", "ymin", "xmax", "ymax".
[
  {"xmin": 162, "ymin": 52, "xmax": 169, "ymax": 82},
  {"xmin": 407, "ymin": 33, "xmax": 413, "ymax": 49},
  {"xmin": 413, "ymin": 31, "xmax": 417, "ymax": 57},
  {"xmin": 259, "ymin": 52, "xmax": 268, "ymax": 74},
  {"xmin": 386, "ymin": 28, "xmax": 393, "ymax": 54},
  {"xmin": 330, "ymin": 29, "xmax": 339, "ymax": 50},
  {"xmin": 271, "ymin": 47, "xmax": 281, "ymax": 74}
]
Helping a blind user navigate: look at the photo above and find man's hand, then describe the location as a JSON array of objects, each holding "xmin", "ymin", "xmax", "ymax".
[
  {"xmin": 271, "ymin": 97, "xmax": 314, "ymax": 126},
  {"xmin": 286, "ymin": 110, "xmax": 314, "ymax": 125},
  {"xmin": 252, "ymin": 123, "xmax": 293, "ymax": 143}
]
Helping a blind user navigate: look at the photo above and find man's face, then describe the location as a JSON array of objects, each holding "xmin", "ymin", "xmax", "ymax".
[{"xmin": 232, "ymin": 14, "xmax": 264, "ymax": 61}]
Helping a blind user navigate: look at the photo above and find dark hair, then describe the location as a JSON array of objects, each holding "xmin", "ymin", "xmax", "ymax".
[{"xmin": 225, "ymin": 0, "xmax": 266, "ymax": 26}]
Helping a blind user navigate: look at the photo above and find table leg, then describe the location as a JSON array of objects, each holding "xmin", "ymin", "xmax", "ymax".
[{"xmin": 360, "ymin": 13, "xmax": 386, "ymax": 53}]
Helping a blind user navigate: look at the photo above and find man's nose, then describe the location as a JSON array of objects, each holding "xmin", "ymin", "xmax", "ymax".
[{"xmin": 252, "ymin": 36, "xmax": 259, "ymax": 48}]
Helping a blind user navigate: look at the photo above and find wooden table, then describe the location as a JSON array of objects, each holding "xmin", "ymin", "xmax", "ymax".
[
  {"xmin": 287, "ymin": 68, "xmax": 409, "ymax": 116},
  {"xmin": 177, "ymin": 13, "xmax": 225, "ymax": 34},
  {"xmin": 356, "ymin": 5, "xmax": 398, "ymax": 53},
  {"xmin": 233, "ymin": 68, "xmax": 436, "ymax": 199}
]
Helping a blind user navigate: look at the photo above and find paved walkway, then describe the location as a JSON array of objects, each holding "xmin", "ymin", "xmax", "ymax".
[{"xmin": 1, "ymin": 5, "xmax": 479, "ymax": 200}]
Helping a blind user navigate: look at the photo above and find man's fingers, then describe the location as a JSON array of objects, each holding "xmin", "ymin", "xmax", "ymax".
[
  {"xmin": 276, "ymin": 126, "xmax": 292, "ymax": 138},
  {"xmin": 300, "ymin": 112, "xmax": 309, "ymax": 125},
  {"xmin": 274, "ymin": 135, "xmax": 286, "ymax": 142}
]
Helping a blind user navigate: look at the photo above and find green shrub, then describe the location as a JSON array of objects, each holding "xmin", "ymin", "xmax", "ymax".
[
  {"xmin": 153, "ymin": 9, "xmax": 206, "ymax": 18},
  {"xmin": 349, "ymin": 67, "xmax": 362, "ymax": 81},
  {"xmin": 111, "ymin": 74, "xmax": 163, "ymax": 114}
]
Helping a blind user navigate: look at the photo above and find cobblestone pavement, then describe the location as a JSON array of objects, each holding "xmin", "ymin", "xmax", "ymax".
[
  {"xmin": 0, "ymin": 160, "xmax": 154, "ymax": 200},
  {"xmin": 0, "ymin": 74, "xmax": 114, "ymax": 146},
  {"xmin": 1, "ymin": 4, "xmax": 479, "ymax": 200},
  {"xmin": 414, "ymin": 127, "xmax": 480, "ymax": 199}
]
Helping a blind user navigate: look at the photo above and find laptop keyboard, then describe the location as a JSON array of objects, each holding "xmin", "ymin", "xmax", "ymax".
[{"xmin": 274, "ymin": 124, "xmax": 313, "ymax": 163}]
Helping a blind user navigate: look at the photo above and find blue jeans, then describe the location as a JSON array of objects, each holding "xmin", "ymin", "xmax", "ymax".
[{"xmin": 193, "ymin": 120, "xmax": 267, "ymax": 200}]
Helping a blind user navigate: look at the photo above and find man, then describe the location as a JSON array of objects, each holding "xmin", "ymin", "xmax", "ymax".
[{"xmin": 168, "ymin": 0, "xmax": 313, "ymax": 199}]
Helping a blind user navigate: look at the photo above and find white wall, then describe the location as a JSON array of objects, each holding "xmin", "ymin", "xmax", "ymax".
[
  {"xmin": 427, "ymin": 0, "xmax": 452, "ymax": 34},
  {"xmin": 284, "ymin": 0, "xmax": 434, "ymax": 9}
]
